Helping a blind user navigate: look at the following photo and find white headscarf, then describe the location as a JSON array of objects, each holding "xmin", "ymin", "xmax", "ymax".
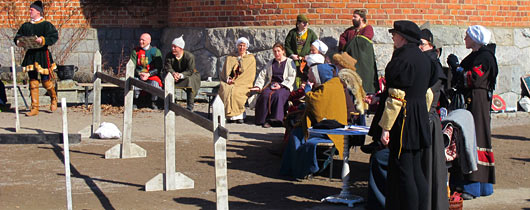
[
  {"xmin": 466, "ymin": 25, "xmax": 491, "ymax": 45},
  {"xmin": 305, "ymin": 53, "xmax": 325, "ymax": 67},
  {"xmin": 311, "ymin": 39, "xmax": 328, "ymax": 54},
  {"xmin": 236, "ymin": 37, "xmax": 250, "ymax": 48},
  {"xmin": 172, "ymin": 35, "xmax": 185, "ymax": 49}
]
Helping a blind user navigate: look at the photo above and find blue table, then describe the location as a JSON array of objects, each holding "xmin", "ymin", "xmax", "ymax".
[{"xmin": 309, "ymin": 125, "xmax": 369, "ymax": 208}]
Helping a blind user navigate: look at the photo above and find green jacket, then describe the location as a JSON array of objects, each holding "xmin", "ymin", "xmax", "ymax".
[
  {"xmin": 284, "ymin": 28, "xmax": 318, "ymax": 58},
  {"xmin": 344, "ymin": 36, "xmax": 379, "ymax": 94}
]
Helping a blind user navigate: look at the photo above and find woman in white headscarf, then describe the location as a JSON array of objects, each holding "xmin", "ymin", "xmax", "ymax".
[
  {"xmin": 218, "ymin": 37, "xmax": 257, "ymax": 123},
  {"xmin": 446, "ymin": 25, "xmax": 498, "ymax": 200}
]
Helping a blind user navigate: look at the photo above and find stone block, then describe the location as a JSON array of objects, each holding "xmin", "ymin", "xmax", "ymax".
[
  {"xmin": 432, "ymin": 26, "xmax": 465, "ymax": 45},
  {"xmin": 275, "ymin": 27, "xmax": 291, "ymax": 45},
  {"xmin": 254, "ymin": 50, "xmax": 274, "ymax": 73},
  {"xmin": 496, "ymin": 46, "xmax": 521, "ymax": 66},
  {"xmin": 63, "ymin": 53, "xmax": 79, "ymax": 67},
  {"xmin": 85, "ymin": 28, "xmax": 97, "ymax": 40},
  {"xmin": 106, "ymin": 28, "xmax": 121, "ymax": 40},
  {"xmin": 74, "ymin": 39, "xmax": 99, "ymax": 53},
  {"xmin": 192, "ymin": 49, "xmax": 217, "ymax": 80},
  {"xmin": 514, "ymin": 28, "xmax": 530, "ymax": 49},
  {"xmin": 237, "ymin": 27, "xmax": 276, "ymax": 52},
  {"xmin": 439, "ymin": 45, "xmax": 469, "ymax": 67},
  {"xmin": 121, "ymin": 28, "xmax": 135, "ymax": 41},
  {"xmin": 491, "ymin": 28, "xmax": 513, "ymax": 46},
  {"xmin": 495, "ymin": 65, "xmax": 514, "ymax": 93},
  {"xmin": 374, "ymin": 44, "xmax": 393, "ymax": 71},
  {"xmin": 372, "ymin": 26, "xmax": 392, "ymax": 44},
  {"xmin": 205, "ymin": 27, "xmax": 238, "ymax": 57},
  {"xmin": 78, "ymin": 52, "xmax": 95, "ymax": 70}
]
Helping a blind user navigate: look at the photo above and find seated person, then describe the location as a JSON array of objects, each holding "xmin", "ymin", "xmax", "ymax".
[
  {"xmin": 280, "ymin": 55, "xmax": 355, "ymax": 178},
  {"xmin": 218, "ymin": 37, "xmax": 256, "ymax": 123},
  {"xmin": 163, "ymin": 36, "xmax": 201, "ymax": 111},
  {"xmin": 131, "ymin": 33, "xmax": 163, "ymax": 109},
  {"xmin": 0, "ymin": 78, "xmax": 7, "ymax": 110},
  {"xmin": 250, "ymin": 43, "xmax": 296, "ymax": 128}
]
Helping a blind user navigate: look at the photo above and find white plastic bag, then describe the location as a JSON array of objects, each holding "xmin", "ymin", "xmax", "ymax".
[
  {"xmin": 519, "ymin": 96, "xmax": 530, "ymax": 112},
  {"xmin": 94, "ymin": 122, "xmax": 121, "ymax": 139}
]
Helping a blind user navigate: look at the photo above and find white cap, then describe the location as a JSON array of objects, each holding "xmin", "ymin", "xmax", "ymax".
[
  {"xmin": 236, "ymin": 37, "xmax": 250, "ymax": 48},
  {"xmin": 466, "ymin": 25, "xmax": 491, "ymax": 45},
  {"xmin": 311, "ymin": 39, "xmax": 328, "ymax": 54},
  {"xmin": 172, "ymin": 35, "xmax": 185, "ymax": 49},
  {"xmin": 305, "ymin": 53, "xmax": 325, "ymax": 66}
]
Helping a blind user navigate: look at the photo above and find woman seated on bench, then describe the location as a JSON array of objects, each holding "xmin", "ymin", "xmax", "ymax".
[{"xmin": 250, "ymin": 43, "xmax": 296, "ymax": 128}]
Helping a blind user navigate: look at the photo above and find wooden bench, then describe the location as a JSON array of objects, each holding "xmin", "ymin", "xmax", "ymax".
[{"xmin": 77, "ymin": 82, "xmax": 120, "ymax": 107}]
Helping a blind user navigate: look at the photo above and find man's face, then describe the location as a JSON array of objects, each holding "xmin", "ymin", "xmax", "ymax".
[
  {"xmin": 352, "ymin": 14, "xmax": 362, "ymax": 27},
  {"xmin": 392, "ymin": 32, "xmax": 407, "ymax": 49},
  {"xmin": 29, "ymin": 8, "xmax": 40, "ymax": 20},
  {"xmin": 139, "ymin": 34, "xmax": 151, "ymax": 49},
  {"xmin": 172, "ymin": 44, "xmax": 183, "ymax": 57},
  {"xmin": 419, "ymin": 39, "xmax": 433, "ymax": 52}
]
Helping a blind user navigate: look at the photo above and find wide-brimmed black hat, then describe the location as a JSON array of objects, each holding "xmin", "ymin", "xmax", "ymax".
[{"xmin": 388, "ymin": 20, "xmax": 421, "ymax": 44}]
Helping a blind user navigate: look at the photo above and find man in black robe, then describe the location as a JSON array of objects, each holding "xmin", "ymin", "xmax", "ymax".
[
  {"xmin": 14, "ymin": 1, "xmax": 59, "ymax": 116},
  {"xmin": 379, "ymin": 20, "xmax": 437, "ymax": 210}
]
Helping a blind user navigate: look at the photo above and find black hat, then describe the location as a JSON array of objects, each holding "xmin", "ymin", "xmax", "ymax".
[
  {"xmin": 30, "ymin": 1, "xmax": 44, "ymax": 14},
  {"xmin": 421, "ymin": 29, "xmax": 434, "ymax": 44},
  {"xmin": 388, "ymin": 20, "xmax": 421, "ymax": 44}
]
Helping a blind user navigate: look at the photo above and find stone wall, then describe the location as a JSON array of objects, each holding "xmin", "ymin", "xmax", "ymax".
[{"xmin": 159, "ymin": 25, "xmax": 530, "ymax": 109}]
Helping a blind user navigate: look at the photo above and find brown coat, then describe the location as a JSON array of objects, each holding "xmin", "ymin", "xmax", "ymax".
[{"xmin": 218, "ymin": 53, "xmax": 257, "ymax": 117}]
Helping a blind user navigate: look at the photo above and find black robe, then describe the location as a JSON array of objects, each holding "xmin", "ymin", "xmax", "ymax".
[
  {"xmin": 459, "ymin": 44, "xmax": 498, "ymax": 184},
  {"xmin": 14, "ymin": 19, "xmax": 59, "ymax": 75},
  {"xmin": 384, "ymin": 43, "xmax": 437, "ymax": 210}
]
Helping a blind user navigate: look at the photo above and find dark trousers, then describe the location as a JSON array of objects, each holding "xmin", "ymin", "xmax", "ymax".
[
  {"xmin": 28, "ymin": 70, "xmax": 50, "ymax": 81},
  {"xmin": 386, "ymin": 149, "xmax": 427, "ymax": 210}
]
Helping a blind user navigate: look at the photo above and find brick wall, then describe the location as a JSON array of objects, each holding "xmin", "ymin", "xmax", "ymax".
[
  {"xmin": 167, "ymin": 0, "xmax": 530, "ymax": 27},
  {"xmin": 0, "ymin": 0, "xmax": 167, "ymax": 28}
]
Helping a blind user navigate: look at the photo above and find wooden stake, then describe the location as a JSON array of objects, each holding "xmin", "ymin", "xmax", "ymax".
[
  {"xmin": 61, "ymin": 98, "xmax": 73, "ymax": 210},
  {"xmin": 10, "ymin": 47, "xmax": 20, "ymax": 132},
  {"xmin": 92, "ymin": 50, "xmax": 102, "ymax": 136}
]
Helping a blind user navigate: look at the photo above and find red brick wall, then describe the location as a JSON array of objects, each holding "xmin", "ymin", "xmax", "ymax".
[
  {"xmin": 2, "ymin": 0, "xmax": 528, "ymax": 28},
  {"xmin": 167, "ymin": 0, "xmax": 530, "ymax": 27},
  {"xmin": 0, "ymin": 0, "xmax": 167, "ymax": 28}
]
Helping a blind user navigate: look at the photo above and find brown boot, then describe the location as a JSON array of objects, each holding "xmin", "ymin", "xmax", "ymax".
[
  {"xmin": 26, "ymin": 80, "xmax": 40, "ymax": 116},
  {"xmin": 43, "ymin": 80, "xmax": 57, "ymax": 112}
]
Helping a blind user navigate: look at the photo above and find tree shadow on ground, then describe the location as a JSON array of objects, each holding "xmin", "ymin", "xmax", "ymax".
[{"xmin": 492, "ymin": 134, "xmax": 529, "ymax": 141}]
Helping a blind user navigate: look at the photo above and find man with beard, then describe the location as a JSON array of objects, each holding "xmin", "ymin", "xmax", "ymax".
[{"xmin": 339, "ymin": 9, "xmax": 378, "ymax": 96}]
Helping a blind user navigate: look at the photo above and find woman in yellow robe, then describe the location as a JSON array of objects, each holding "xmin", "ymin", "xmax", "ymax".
[{"xmin": 218, "ymin": 37, "xmax": 257, "ymax": 123}]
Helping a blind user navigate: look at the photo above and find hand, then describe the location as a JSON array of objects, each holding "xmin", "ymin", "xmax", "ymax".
[
  {"xmin": 139, "ymin": 72, "xmax": 150, "ymax": 81},
  {"xmin": 380, "ymin": 129, "xmax": 390, "ymax": 146},
  {"xmin": 364, "ymin": 94, "xmax": 377, "ymax": 105},
  {"xmin": 172, "ymin": 72, "xmax": 180, "ymax": 81},
  {"xmin": 17, "ymin": 40, "xmax": 25, "ymax": 47},
  {"xmin": 447, "ymin": 54, "xmax": 459, "ymax": 69},
  {"xmin": 290, "ymin": 54, "xmax": 299, "ymax": 61},
  {"xmin": 271, "ymin": 83, "xmax": 280, "ymax": 90},
  {"xmin": 227, "ymin": 77, "xmax": 234, "ymax": 85},
  {"xmin": 300, "ymin": 82, "xmax": 306, "ymax": 89},
  {"xmin": 35, "ymin": 37, "xmax": 43, "ymax": 45}
]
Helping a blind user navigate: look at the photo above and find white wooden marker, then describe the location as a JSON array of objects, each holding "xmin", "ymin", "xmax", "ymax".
[
  {"xmin": 92, "ymin": 50, "xmax": 102, "ymax": 136},
  {"xmin": 10, "ymin": 47, "xmax": 20, "ymax": 132},
  {"xmin": 61, "ymin": 98, "xmax": 73, "ymax": 210},
  {"xmin": 213, "ymin": 96, "xmax": 228, "ymax": 210}
]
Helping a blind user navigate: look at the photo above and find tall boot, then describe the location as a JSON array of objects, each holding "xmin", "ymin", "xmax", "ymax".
[
  {"xmin": 26, "ymin": 80, "xmax": 40, "ymax": 116},
  {"xmin": 186, "ymin": 89, "xmax": 195, "ymax": 111},
  {"xmin": 42, "ymin": 80, "xmax": 57, "ymax": 112}
]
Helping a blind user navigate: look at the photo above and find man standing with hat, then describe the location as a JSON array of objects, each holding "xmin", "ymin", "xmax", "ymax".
[
  {"xmin": 373, "ymin": 20, "xmax": 437, "ymax": 210},
  {"xmin": 14, "ymin": 1, "xmax": 59, "ymax": 116},
  {"xmin": 163, "ymin": 36, "xmax": 201, "ymax": 111}
]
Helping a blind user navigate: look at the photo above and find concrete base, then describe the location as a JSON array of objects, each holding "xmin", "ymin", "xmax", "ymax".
[
  {"xmin": 78, "ymin": 125, "xmax": 91, "ymax": 138},
  {"xmin": 145, "ymin": 172, "xmax": 194, "ymax": 192},
  {"xmin": 105, "ymin": 143, "xmax": 147, "ymax": 159}
]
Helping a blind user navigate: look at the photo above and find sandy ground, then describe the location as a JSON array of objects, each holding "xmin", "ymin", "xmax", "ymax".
[{"xmin": 0, "ymin": 102, "xmax": 529, "ymax": 210}]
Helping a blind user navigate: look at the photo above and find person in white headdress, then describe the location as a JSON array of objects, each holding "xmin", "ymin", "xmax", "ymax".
[
  {"xmin": 163, "ymin": 35, "xmax": 201, "ymax": 111},
  {"xmin": 446, "ymin": 25, "xmax": 498, "ymax": 200},
  {"xmin": 218, "ymin": 37, "xmax": 256, "ymax": 123}
]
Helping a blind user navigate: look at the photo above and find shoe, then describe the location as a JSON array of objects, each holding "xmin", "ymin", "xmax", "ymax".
[
  {"xmin": 262, "ymin": 122, "xmax": 271, "ymax": 128},
  {"xmin": 150, "ymin": 101, "xmax": 159, "ymax": 110},
  {"xmin": 461, "ymin": 192, "xmax": 475, "ymax": 200},
  {"xmin": 42, "ymin": 80, "xmax": 57, "ymax": 112},
  {"xmin": 360, "ymin": 141, "xmax": 381, "ymax": 154},
  {"xmin": 236, "ymin": 119, "xmax": 244, "ymax": 124}
]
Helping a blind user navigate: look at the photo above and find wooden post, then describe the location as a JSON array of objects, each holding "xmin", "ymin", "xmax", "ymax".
[
  {"xmin": 145, "ymin": 74, "xmax": 193, "ymax": 191},
  {"xmin": 61, "ymin": 98, "xmax": 73, "ymax": 210},
  {"xmin": 212, "ymin": 96, "xmax": 228, "ymax": 210},
  {"xmin": 10, "ymin": 47, "xmax": 20, "ymax": 132},
  {"xmin": 105, "ymin": 60, "xmax": 146, "ymax": 159},
  {"xmin": 91, "ymin": 51, "xmax": 102, "ymax": 136}
]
